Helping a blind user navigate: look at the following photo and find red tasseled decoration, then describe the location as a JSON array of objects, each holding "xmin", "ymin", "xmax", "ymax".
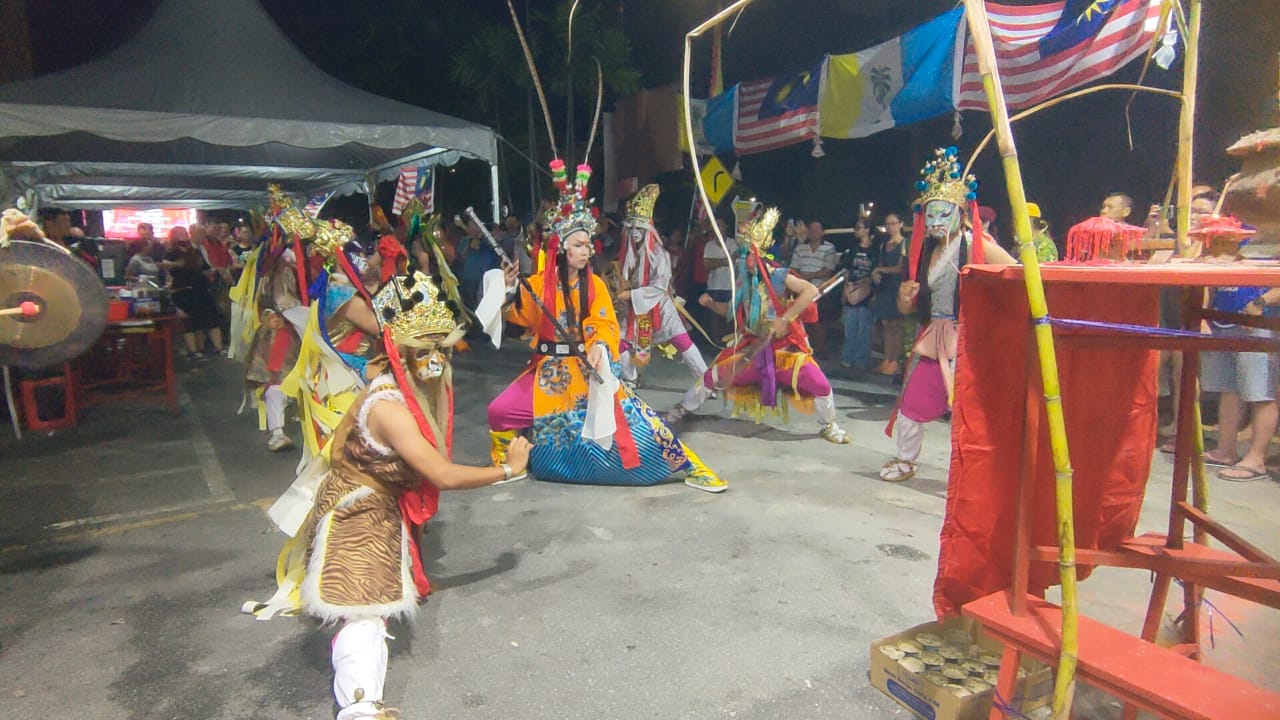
[
  {"xmin": 1064, "ymin": 217, "xmax": 1147, "ymax": 263},
  {"xmin": 1189, "ymin": 214, "xmax": 1255, "ymax": 240}
]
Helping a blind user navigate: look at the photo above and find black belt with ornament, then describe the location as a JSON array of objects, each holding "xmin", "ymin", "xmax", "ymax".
[{"xmin": 535, "ymin": 340, "xmax": 587, "ymax": 357}]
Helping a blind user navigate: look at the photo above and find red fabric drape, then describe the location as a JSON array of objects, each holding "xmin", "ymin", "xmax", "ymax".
[{"xmin": 932, "ymin": 266, "xmax": 1158, "ymax": 617}]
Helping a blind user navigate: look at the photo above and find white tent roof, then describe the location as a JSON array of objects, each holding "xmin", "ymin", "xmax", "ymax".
[{"xmin": 0, "ymin": 0, "xmax": 497, "ymax": 209}]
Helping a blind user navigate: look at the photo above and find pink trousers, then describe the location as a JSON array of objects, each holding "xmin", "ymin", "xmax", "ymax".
[{"xmin": 487, "ymin": 372, "xmax": 535, "ymax": 432}]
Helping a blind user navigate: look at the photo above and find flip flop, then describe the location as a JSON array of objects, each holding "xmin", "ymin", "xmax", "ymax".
[
  {"xmin": 1217, "ymin": 464, "xmax": 1270, "ymax": 482},
  {"xmin": 1201, "ymin": 451, "xmax": 1238, "ymax": 468}
]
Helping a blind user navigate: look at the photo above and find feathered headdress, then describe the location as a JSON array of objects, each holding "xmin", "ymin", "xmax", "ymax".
[
  {"xmin": 506, "ymin": 0, "xmax": 605, "ymax": 342},
  {"xmin": 908, "ymin": 147, "xmax": 985, "ymax": 281}
]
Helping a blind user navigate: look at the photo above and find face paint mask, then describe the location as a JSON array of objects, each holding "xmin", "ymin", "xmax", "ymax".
[
  {"xmin": 411, "ymin": 348, "xmax": 446, "ymax": 381},
  {"xmin": 924, "ymin": 200, "xmax": 961, "ymax": 241}
]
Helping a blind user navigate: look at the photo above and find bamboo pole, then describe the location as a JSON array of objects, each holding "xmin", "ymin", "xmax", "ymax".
[
  {"xmin": 1174, "ymin": 0, "xmax": 1202, "ymax": 256},
  {"xmin": 963, "ymin": 84, "xmax": 1183, "ymax": 178},
  {"xmin": 682, "ymin": 0, "xmax": 756, "ymax": 342},
  {"xmin": 961, "ymin": 2, "xmax": 1078, "ymax": 717}
]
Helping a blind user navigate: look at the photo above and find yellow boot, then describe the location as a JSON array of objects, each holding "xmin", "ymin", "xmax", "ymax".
[
  {"xmin": 489, "ymin": 429, "xmax": 528, "ymax": 483},
  {"xmin": 490, "ymin": 429, "xmax": 516, "ymax": 466},
  {"xmin": 680, "ymin": 442, "xmax": 727, "ymax": 494}
]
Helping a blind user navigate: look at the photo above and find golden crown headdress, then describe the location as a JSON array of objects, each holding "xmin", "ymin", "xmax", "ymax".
[
  {"xmin": 624, "ymin": 185, "xmax": 660, "ymax": 227},
  {"xmin": 739, "ymin": 207, "xmax": 781, "ymax": 251},
  {"xmin": 372, "ymin": 271, "xmax": 458, "ymax": 341},
  {"xmin": 912, "ymin": 146, "xmax": 978, "ymax": 212},
  {"xmin": 267, "ymin": 184, "xmax": 317, "ymax": 240}
]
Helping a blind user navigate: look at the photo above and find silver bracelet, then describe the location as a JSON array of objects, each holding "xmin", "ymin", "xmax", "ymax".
[{"xmin": 501, "ymin": 463, "xmax": 512, "ymax": 481}]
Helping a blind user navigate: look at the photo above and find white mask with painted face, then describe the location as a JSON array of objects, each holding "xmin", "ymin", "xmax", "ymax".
[{"xmin": 924, "ymin": 200, "xmax": 961, "ymax": 241}]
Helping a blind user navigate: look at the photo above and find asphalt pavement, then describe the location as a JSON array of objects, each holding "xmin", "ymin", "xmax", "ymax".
[{"xmin": 1, "ymin": 342, "xmax": 1276, "ymax": 719}]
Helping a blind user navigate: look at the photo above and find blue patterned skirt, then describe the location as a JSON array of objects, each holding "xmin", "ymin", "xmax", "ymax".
[{"xmin": 529, "ymin": 391, "xmax": 691, "ymax": 486}]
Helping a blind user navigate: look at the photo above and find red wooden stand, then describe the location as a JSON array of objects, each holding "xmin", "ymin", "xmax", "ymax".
[{"xmin": 955, "ymin": 264, "xmax": 1280, "ymax": 720}]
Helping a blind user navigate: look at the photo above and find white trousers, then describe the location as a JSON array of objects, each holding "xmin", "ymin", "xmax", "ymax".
[
  {"xmin": 622, "ymin": 344, "xmax": 709, "ymax": 386},
  {"xmin": 264, "ymin": 385, "xmax": 286, "ymax": 433},
  {"xmin": 814, "ymin": 392, "xmax": 838, "ymax": 425},
  {"xmin": 894, "ymin": 416, "xmax": 925, "ymax": 463},
  {"xmin": 333, "ymin": 618, "xmax": 389, "ymax": 720}
]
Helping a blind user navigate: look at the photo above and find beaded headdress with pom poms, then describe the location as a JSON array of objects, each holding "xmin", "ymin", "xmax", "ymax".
[{"xmin": 907, "ymin": 147, "xmax": 985, "ymax": 281}]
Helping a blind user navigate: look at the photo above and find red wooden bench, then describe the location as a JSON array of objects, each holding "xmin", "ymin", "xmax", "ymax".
[{"xmin": 964, "ymin": 590, "xmax": 1280, "ymax": 720}]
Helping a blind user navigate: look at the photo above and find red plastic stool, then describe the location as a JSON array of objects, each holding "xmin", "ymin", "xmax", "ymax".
[{"xmin": 19, "ymin": 363, "xmax": 77, "ymax": 431}]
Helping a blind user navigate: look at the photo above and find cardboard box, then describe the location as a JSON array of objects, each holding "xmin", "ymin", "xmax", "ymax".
[{"xmin": 870, "ymin": 616, "xmax": 1053, "ymax": 720}]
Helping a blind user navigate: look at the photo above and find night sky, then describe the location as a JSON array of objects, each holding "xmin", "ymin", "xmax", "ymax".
[{"xmin": 21, "ymin": 0, "xmax": 1280, "ymax": 238}]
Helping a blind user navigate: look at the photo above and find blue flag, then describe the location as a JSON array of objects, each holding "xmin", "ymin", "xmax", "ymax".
[
  {"xmin": 702, "ymin": 86, "xmax": 737, "ymax": 155},
  {"xmin": 1039, "ymin": 0, "xmax": 1121, "ymax": 57},
  {"xmin": 757, "ymin": 62, "xmax": 822, "ymax": 120}
]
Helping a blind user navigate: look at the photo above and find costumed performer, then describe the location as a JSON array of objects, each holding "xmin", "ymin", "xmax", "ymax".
[
  {"xmin": 667, "ymin": 208, "xmax": 851, "ymax": 445},
  {"xmin": 479, "ymin": 161, "xmax": 726, "ymax": 493},
  {"xmin": 615, "ymin": 184, "xmax": 710, "ymax": 395},
  {"xmin": 246, "ymin": 270, "xmax": 531, "ymax": 720},
  {"xmin": 243, "ymin": 307, "xmax": 301, "ymax": 451},
  {"xmin": 277, "ymin": 208, "xmax": 398, "ymax": 465},
  {"xmin": 879, "ymin": 147, "xmax": 1016, "ymax": 483}
]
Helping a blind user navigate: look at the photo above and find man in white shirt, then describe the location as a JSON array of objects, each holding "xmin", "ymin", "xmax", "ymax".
[
  {"xmin": 788, "ymin": 220, "xmax": 838, "ymax": 352},
  {"xmin": 702, "ymin": 215, "xmax": 734, "ymax": 340}
]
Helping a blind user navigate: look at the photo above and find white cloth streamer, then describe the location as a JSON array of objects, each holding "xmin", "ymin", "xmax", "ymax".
[
  {"xmin": 582, "ymin": 349, "xmax": 619, "ymax": 450},
  {"xmin": 474, "ymin": 268, "xmax": 509, "ymax": 349}
]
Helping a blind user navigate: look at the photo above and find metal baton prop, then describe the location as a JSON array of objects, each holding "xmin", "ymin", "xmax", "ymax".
[{"xmin": 461, "ymin": 207, "xmax": 604, "ymax": 384}]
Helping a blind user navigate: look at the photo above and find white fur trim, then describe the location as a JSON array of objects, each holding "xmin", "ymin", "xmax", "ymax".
[{"xmin": 357, "ymin": 383, "xmax": 405, "ymax": 457}]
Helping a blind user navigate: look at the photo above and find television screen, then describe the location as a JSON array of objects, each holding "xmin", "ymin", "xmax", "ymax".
[{"xmin": 102, "ymin": 208, "xmax": 200, "ymax": 240}]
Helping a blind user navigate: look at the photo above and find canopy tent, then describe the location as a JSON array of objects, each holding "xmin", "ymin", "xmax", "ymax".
[{"xmin": 0, "ymin": 0, "xmax": 499, "ymax": 215}]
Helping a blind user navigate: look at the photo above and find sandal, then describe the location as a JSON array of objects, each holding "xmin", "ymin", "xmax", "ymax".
[
  {"xmin": 879, "ymin": 459, "xmax": 916, "ymax": 483},
  {"xmin": 1217, "ymin": 464, "xmax": 1270, "ymax": 482},
  {"xmin": 1201, "ymin": 451, "xmax": 1238, "ymax": 468}
]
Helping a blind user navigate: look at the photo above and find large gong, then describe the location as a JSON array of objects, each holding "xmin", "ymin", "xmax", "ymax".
[{"xmin": 0, "ymin": 240, "xmax": 109, "ymax": 368}]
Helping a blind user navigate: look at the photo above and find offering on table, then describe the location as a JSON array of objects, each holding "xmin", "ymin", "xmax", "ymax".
[
  {"xmin": 919, "ymin": 650, "xmax": 945, "ymax": 668},
  {"xmin": 938, "ymin": 644, "xmax": 965, "ymax": 661},
  {"xmin": 878, "ymin": 644, "xmax": 906, "ymax": 660},
  {"xmin": 915, "ymin": 632, "xmax": 942, "ymax": 649}
]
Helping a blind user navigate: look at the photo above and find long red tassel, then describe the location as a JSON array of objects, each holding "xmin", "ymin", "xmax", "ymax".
[
  {"xmin": 293, "ymin": 235, "xmax": 309, "ymax": 306},
  {"xmin": 907, "ymin": 210, "xmax": 927, "ymax": 282},
  {"xmin": 968, "ymin": 200, "xmax": 986, "ymax": 264}
]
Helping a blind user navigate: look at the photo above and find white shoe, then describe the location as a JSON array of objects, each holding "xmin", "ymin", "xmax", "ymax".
[
  {"xmin": 819, "ymin": 422, "xmax": 850, "ymax": 444},
  {"xmin": 664, "ymin": 403, "xmax": 690, "ymax": 425},
  {"xmin": 267, "ymin": 430, "xmax": 294, "ymax": 452}
]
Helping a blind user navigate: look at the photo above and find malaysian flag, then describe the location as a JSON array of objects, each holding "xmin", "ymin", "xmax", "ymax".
[
  {"xmin": 302, "ymin": 190, "xmax": 334, "ymax": 218},
  {"xmin": 391, "ymin": 164, "xmax": 434, "ymax": 215},
  {"xmin": 956, "ymin": 0, "xmax": 1163, "ymax": 112},
  {"xmin": 733, "ymin": 61, "xmax": 823, "ymax": 156}
]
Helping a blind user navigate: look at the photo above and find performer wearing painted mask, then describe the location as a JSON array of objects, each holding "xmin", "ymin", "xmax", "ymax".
[
  {"xmin": 246, "ymin": 271, "xmax": 530, "ymax": 720},
  {"xmin": 615, "ymin": 184, "xmax": 710, "ymax": 395},
  {"xmin": 880, "ymin": 147, "xmax": 1015, "ymax": 483},
  {"xmin": 668, "ymin": 208, "xmax": 851, "ymax": 445},
  {"xmin": 481, "ymin": 161, "xmax": 725, "ymax": 493}
]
